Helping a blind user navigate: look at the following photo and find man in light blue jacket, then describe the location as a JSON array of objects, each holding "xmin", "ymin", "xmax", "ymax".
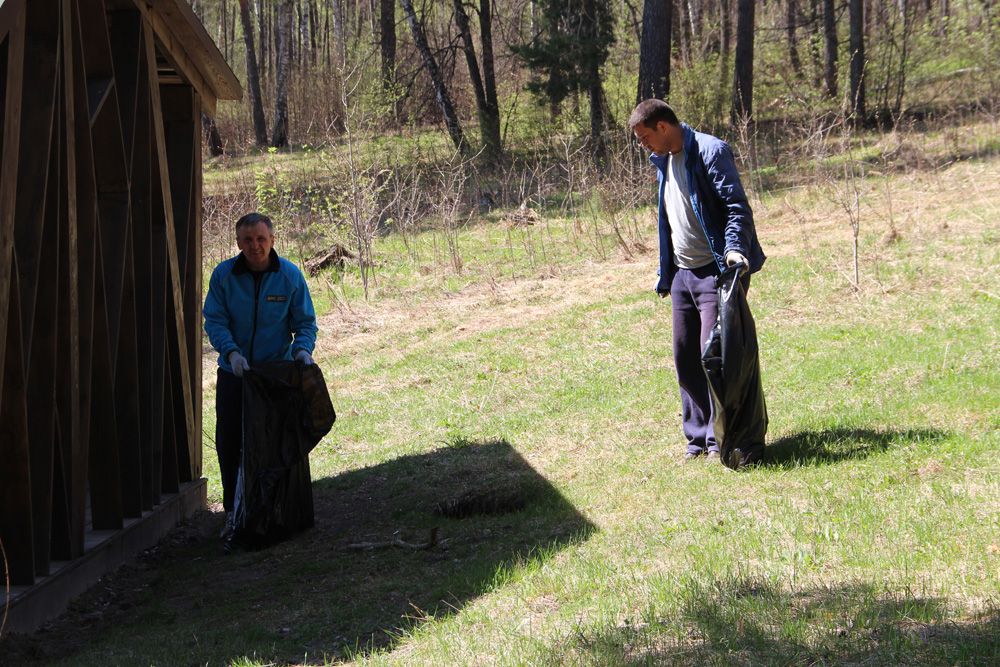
[
  {"xmin": 629, "ymin": 99, "xmax": 766, "ymax": 464},
  {"xmin": 203, "ymin": 212, "xmax": 318, "ymax": 534}
]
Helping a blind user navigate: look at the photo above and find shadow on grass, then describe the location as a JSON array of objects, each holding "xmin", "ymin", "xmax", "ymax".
[
  {"xmin": 760, "ymin": 427, "xmax": 949, "ymax": 469},
  {"xmin": 560, "ymin": 574, "xmax": 1000, "ymax": 666},
  {"xmin": 0, "ymin": 439, "xmax": 594, "ymax": 666}
]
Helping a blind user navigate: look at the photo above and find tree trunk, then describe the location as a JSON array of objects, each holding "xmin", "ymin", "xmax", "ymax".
[
  {"xmin": 676, "ymin": 0, "xmax": 692, "ymax": 63},
  {"xmin": 239, "ymin": 0, "xmax": 269, "ymax": 146},
  {"xmin": 589, "ymin": 80, "xmax": 607, "ymax": 161},
  {"xmin": 380, "ymin": 0, "xmax": 397, "ymax": 92},
  {"xmin": 399, "ymin": 0, "xmax": 468, "ymax": 154},
  {"xmin": 637, "ymin": 0, "xmax": 672, "ymax": 101},
  {"xmin": 452, "ymin": 0, "xmax": 501, "ymax": 163},
  {"xmin": 479, "ymin": 0, "xmax": 502, "ymax": 161},
  {"xmin": 272, "ymin": 0, "xmax": 292, "ymax": 147},
  {"xmin": 849, "ymin": 0, "xmax": 866, "ymax": 118},
  {"xmin": 732, "ymin": 0, "xmax": 755, "ymax": 124},
  {"xmin": 823, "ymin": 0, "xmax": 838, "ymax": 96},
  {"xmin": 332, "ymin": 0, "xmax": 347, "ymax": 66},
  {"xmin": 257, "ymin": 0, "xmax": 268, "ymax": 85},
  {"xmin": 715, "ymin": 0, "xmax": 731, "ymax": 124},
  {"xmin": 220, "ymin": 0, "xmax": 229, "ymax": 62},
  {"xmin": 787, "ymin": 0, "xmax": 802, "ymax": 76},
  {"xmin": 309, "ymin": 0, "xmax": 319, "ymax": 65},
  {"xmin": 807, "ymin": 0, "xmax": 823, "ymax": 88},
  {"xmin": 203, "ymin": 114, "xmax": 225, "ymax": 156},
  {"xmin": 936, "ymin": 0, "xmax": 949, "ymax": 35},
  {"xmin": 687, "ymin": 0, "xmax": 702, "ymax": 53}
]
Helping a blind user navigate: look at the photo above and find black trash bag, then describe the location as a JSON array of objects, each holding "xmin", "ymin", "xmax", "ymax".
[
  {"xmin": 701, "ymin": 264, "xmax": 768, "ymax": 469},
  {"xmin": 228, "ymin": 361, "xmax": 336, "ymax": 551}
]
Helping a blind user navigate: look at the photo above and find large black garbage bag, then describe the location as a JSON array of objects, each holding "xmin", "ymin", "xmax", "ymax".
[
  {"xmin": 701, "ymin": 265, "xmax": 768, "ymax": 469},
  {"xmin": 229, "ymin": 361, "xmax": 336, "ymax": 550}
]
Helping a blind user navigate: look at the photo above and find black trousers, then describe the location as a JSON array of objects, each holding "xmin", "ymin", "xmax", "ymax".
[
  {"xmin": 215, "ymin": 368, "xmax": 243, "ymax": 512},
  {"xmin": 670, "ymin": 263, "xmax": 750, "ymax": 455}
]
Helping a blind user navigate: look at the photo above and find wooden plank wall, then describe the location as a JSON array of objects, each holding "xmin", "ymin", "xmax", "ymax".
[{"xmin": 0, "ymin": 0, "xmax": 204, "ymax": 586}]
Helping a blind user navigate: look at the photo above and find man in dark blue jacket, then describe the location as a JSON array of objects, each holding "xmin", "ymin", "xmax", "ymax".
[
  {"xmin": 203, "ymin": 212, "xmax": 318, "ymax": 534},
  {"xmin": 629, "ymin": 99, "xmax": 766, "ymax": 462}
]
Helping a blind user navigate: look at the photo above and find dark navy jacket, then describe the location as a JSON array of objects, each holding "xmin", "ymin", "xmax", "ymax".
[
  {"xmin": 650, "ymin": 123, "xmax": 766, "ymax": 294},
  {"xmin": 203, "ymin": 249, "xmax": 318, "ymax": 373}
]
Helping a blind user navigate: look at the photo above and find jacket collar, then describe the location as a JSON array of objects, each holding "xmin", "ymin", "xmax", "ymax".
[
  {"xmin": 681, "ymin": 123, "xmax": 697, "ymax": 168},
  {"xmin": 233, "ymin": 248, "xmax": 280, "ymax": 275},
  {"xmin": 648, "ymin": 122, "xmax": 696, "ymax": 171}
]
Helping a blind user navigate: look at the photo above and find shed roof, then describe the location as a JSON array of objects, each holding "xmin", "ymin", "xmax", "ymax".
[{"xmin": 114, "ymin": 0, "xmax": 242, "ymax": 114}]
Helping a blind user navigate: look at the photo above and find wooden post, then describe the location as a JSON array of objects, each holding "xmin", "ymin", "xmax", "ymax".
[{"xmin": 143, "ymin": 17, "xmax": 197, "ymax": 480}]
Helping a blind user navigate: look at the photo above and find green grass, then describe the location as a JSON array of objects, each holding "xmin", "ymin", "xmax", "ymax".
[{"xmin": 5, "ymin": 149, "xmax": 999, "ymax": 667}]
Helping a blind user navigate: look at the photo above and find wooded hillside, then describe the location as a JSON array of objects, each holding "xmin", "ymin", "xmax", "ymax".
[{"xmin": 192, "ymin": 0, "xmax": 998, "ymax": 157}]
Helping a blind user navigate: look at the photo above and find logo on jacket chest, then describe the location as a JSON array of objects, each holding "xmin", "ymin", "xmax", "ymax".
[{"xmin": 266, "ymin": 295, "xmax": 288, "ymax": 303}]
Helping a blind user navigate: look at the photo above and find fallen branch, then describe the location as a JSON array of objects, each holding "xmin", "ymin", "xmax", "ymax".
[
  {"xmin": 304, "ymin": 244, "xmax": 357, "ymax": 276},
  {"xmin": 502, "ymin": 203, "xmax": 541, "ymax": 228},
  {"xmin": 347, "ymin": 528, "xmax": 449, "ymax": 551}
]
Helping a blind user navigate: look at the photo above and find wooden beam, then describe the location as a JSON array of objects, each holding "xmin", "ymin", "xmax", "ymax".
[
  {"xmin": 160, "ymin": 84, "xmax": 201, "ymax": 479},
  {"xmin": 86, "ymin": 76, "xmax": 113, "ymax": 125},
  {"xmin": 13, "ymin": 0, "xmax": 59, "ymax": 357},
  {"xmin": 131, "ymin": 1, "xmax": 217, "ymax": 116},
  {"xmin": 85, "ymin": 1, "xmax": 130, "ymax": 358},
  {"xmin": 189, "ymin": 89, "xmax": 202, "ymax": 477},
  {"xmin": 0, "ymin": 271, "xmax": 36, "ymax": 585},
  {"xmin": 141, "ymin": 30, "xmax": 167, "ymax": 503},
  {"xmin": 50, "ymin": 40, "xmax": 79, "ymax": 561},
  {"xmin": 0, "ymin": 0, "xmax": 25, "ymax": 409},
  {"xmin": 159, "ymin": 352, "xmax": 179, "ymax": 493},
  {"xmin": 115, "ymin": 9, "xmax": 159, "ymax": 508},
  {"xmin": 108, "ymin": 8, "xmax": 142, "ymax": 166},
  {"xmin": 145, "ymin": 0, "xmax": 241, "ymax": 102},
  {"xmin": 143, "ymin": 15, "xmax": 196, "ymax": 478},
  {"xmin": 115, "ymin": 226, "xmax": 145, "ymax": 516},
  {"xmin": 18, "ymin": 0, "xmax": 63, "ymax": 574},
  {"xmin": 0, "ymin": 0, "xmax": 19, "ymax": 43},
  {"xmin": 69, "ymin": 0, "xmax": 122, "ymax": 531},
  {"xmin": 61, "ymin": 0, "xmax": 85, "ymax": 559}
]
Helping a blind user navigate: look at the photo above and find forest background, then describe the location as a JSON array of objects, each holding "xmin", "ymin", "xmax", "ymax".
[{"xmin": 190, "ymin": 0, "xmax": 998, "ymax": 295}]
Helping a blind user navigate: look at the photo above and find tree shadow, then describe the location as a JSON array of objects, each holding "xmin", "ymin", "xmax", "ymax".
[
  {"xmin": 562, "ymin": 574, "xmax": 1000, "ymax": 666},
  {"xmin": 759, "ymin": 427, "xmax": 949, "ymax": 469},
  {"xmin": 0, "ymin": 439, "xmax": 595, "ymax": 665}
]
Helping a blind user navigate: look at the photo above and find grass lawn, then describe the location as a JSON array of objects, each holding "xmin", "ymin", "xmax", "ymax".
[{"xmin": 4, "ymin": 151, "xmax": 998, "ymax": 666}]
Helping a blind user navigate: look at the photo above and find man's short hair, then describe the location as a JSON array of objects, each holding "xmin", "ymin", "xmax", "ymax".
[
  {"xmin": 235, "ymin": 212, "xmax": 274, "ymax": 234},
  {"xmin": 628, "ymin": 99, "xmax": 680, "ymax": 131}
]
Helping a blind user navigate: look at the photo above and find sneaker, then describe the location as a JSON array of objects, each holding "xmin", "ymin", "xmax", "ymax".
[
  {"xmin": 706, "ymin": 450, "xmax": 721, "ymax": 461},
  {"xmin": 683, "ymin": 451, "xmax": 702, "ymax": 461}
]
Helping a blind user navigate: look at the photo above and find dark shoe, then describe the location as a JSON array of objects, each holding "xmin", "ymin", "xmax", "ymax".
[
  {"xmin": 219, "ymin": 512, "xmax": 234, "ymax": 541},
  {"xmin": 728, "ymin": 447, "xmax": 765, "ymax": 470}
]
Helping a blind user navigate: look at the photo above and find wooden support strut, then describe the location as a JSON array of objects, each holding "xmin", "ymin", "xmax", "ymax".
[
  {"xmin": 129, "ymin": 1, "xmax": 220, "ymax": 116},
  {"xmin": 0, "ymin": 0, "xmax": 26, "ymax": 408},
  {"xmin": 142, "ymin": 16, "xmax": 196, "ymax": 477}
]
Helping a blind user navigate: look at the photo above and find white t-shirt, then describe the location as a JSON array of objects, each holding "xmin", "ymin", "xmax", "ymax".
[{"xmin": 663, "ymin": 150, "xmax": 715, "ymax": 269}]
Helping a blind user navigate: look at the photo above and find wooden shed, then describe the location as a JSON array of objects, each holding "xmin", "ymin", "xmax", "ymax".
[{"xmin": 0, "ymin": 0, "xmax": 240, "ymax": 633}]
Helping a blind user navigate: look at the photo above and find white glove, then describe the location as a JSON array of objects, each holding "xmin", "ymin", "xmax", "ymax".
[
  {"xmin": 725, "ymin": 251, "xmax": 749, "ymax": 274},
  {"xmin": 228, "ymin": 351, "xmax": 250, "ymax": 377},
  {"xmin": 294, "ymin": 349, "xmax": 315, "ymax": 366}
]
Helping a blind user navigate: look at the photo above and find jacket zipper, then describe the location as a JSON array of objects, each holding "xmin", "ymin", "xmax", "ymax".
[
  {"xmin": 683, "ymin": 145, "xmax": 724, "ymax": 272},
  {"xmin": 248, "ymin": 273, "xmax": 263, "ymax": 364}
]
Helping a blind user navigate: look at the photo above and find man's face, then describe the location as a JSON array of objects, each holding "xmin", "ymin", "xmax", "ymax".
[
  {"xmin": 633, "ymin": 120, "xmax": 677, "ymax": 156},
  {"xmin": 236, "ymin": 221, "xmax": 275, "ymax": 271}
]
